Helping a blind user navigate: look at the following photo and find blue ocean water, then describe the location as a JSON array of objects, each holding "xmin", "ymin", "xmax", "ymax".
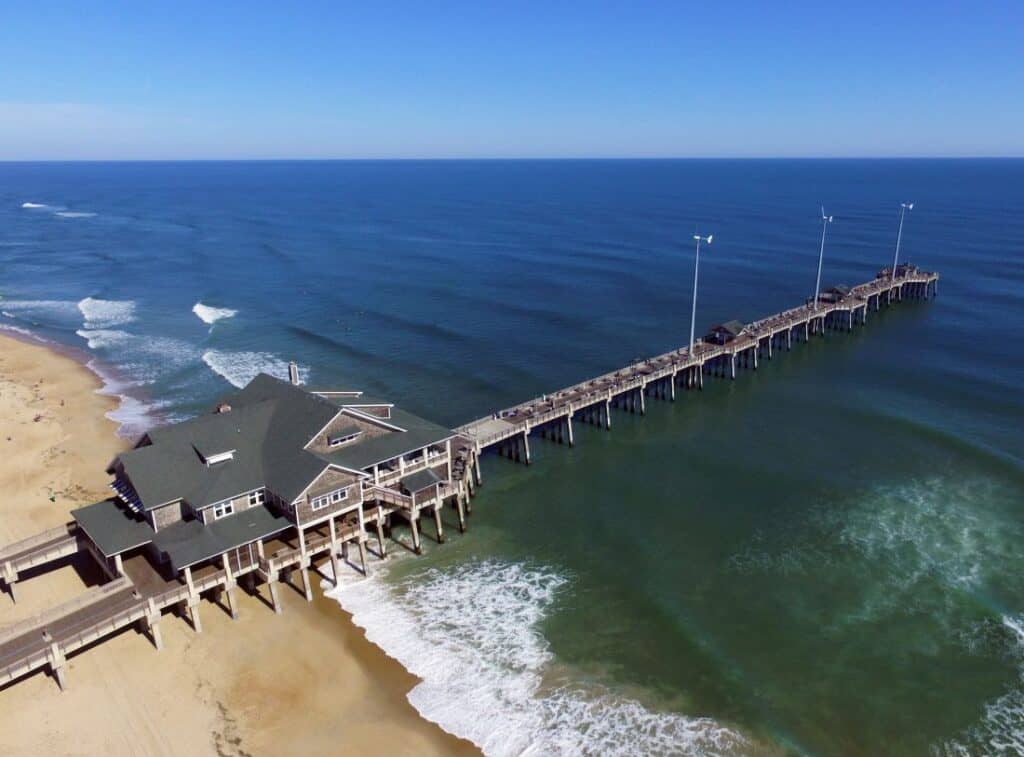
[{"xmin": 2, "ymin": 160, "xmax": 1022, "ymax": 754}]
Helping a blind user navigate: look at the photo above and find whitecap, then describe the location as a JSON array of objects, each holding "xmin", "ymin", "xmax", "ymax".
[
  {"xmin": 77, "ymin": 296, "xmax": 136, "ymax": 329},
  {"xmin": 937, "ymin": 615, "xmax": 1024, "ymax": 755},
  {"xmin": 202, "ymin": 350, "xmax": 309, "ymax": 389},
  {"xmin": 328, "ymin": 559, "xmax": 747, "ymax": 756},
  {"xmin": 192, "ymin": 302, "xmax": 238, "ymax": 326},
  {"xmin": 20, "ymin": 202, "xmax": 51, "ymax": 209},
  {"xmin": 54, "ymin": 211, "xmax": 97, "ymax": 219}
]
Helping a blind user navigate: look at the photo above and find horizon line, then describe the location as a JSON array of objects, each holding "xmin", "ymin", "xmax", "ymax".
[{"xmin": 1, "ymin": 155, "xmax": 1023, "ymax": 164}]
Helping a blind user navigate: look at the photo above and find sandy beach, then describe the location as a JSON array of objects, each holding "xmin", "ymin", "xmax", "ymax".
[{"xmin": 0, "ymin": 332, "xmax": 477, "ymax": 756}]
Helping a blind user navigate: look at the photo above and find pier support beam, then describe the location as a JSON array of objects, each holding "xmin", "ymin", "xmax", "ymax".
[
  {"xmin": 268, "ymin": 575, "xmax": 284, "ymax": 614},
  {"xmin": 375, "ymin": 518, "xmax": 387, "ymax": 558},
  {"xmin": 47, "ymin": 641, "xmax": 67, "ymax": 691},
  {"xmin": 456, "ymin": 494, "xmax": 467, "ymax": 533},
  {"xmin": 357, "ymin": 538, "xmax": 369, "ymax": 575},
  {"xmin": 410, "ymin": 510, "xmax": 422, "ymax": 554},
  {"xmin": 300, "ymin": 566, "xmax": 313, "ymax": 602},
  {"xmin": 433, "ymin": 505, "xmax": 445, "ymax": 544},
  {"xmin": 730, "ymin": 354, "xmax": 736, "ymax": 380},
  {"xmin": 186, "ymin": 595, "xmax": 202, "ymax": 633}
]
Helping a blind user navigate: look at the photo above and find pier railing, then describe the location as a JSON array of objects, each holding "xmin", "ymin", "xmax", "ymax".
[{"xmin": 456, "ymin": 269, "xmax": 938, "ymax": 453}]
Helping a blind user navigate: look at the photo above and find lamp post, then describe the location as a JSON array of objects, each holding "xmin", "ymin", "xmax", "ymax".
[
  {"xmin": 814, "ymin": 207, "xmax": 833, "ymax": 311},
  {"xmin": 689, "ymin": 233, "xmax": 713, "ymax": 356},
  {"xmin": 892, "ymin": 202, "xmax": 914, "ymax": 279}
]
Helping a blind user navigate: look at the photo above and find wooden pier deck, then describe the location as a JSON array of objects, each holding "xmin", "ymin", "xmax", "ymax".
[{"xmin": 455, "ymin": 269, "xmax": 939, "ymax": 464}]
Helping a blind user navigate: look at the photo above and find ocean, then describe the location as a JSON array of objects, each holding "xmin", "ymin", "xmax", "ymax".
[{"xmin": 2, "ymin": 159, "xmax": 1022, "ymax": 755}]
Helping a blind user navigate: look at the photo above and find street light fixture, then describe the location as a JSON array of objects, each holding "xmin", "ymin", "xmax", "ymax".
[
  {"xmin": 689, "ymin": 233, "xmax": 713, "ymax": 356},
  {"xmin": 892, "ymin": 202, "xmax": 914, "ymax": 279},
  {"xmin": 814, "ymin": 206, "xmax": 833, "ymax": 311}
]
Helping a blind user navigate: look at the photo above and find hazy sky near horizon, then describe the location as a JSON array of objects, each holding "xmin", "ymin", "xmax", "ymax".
[{"xmin": 1, "ymin": 2, "xmax": 1021, "ymax": 160}]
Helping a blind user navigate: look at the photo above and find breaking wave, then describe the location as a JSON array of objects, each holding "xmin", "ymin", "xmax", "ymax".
[
  {"xmin": 201, "ymin": 349, "xmax": 309, "ymax": 389},
  {"xmin": 329, "ymin": 559, "xmax": 747, "ymax": 756},
  {"xmin": 192, "ymin": 302, "xmax": 238, "ymax": 326},
  {"xmin": 77, "ymin": 297, "xmax": 136, "ymax": 329},
  {"xmin": 937, "ymin": 615, "xmax": 1024, "ymax": 755},
  {"xmin": 20, "ymin": 202, "xmax": 52, "ymax": 209},
  {"xmin": 54, "ymin": 211, "xmax": 97, "ymax": 219}
]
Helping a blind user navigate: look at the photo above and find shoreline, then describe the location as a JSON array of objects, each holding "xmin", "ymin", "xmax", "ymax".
[{"xmin": 0, "ymin": 332, "xmax": 478, "ymax": 756}]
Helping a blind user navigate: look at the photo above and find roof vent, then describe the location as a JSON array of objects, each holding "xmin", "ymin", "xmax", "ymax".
[
  {"xmin": 216, "ymin": 402, "xmax": 232, "ymax": 414},
  {"xmin": 288, "ymin": 361, "xmax": 300, "ymax": 386}
]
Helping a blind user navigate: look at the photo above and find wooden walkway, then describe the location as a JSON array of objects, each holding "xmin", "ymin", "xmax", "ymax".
[{"xmin": 454, "ymin": 270, "xmax": 939, "ymax": 466}]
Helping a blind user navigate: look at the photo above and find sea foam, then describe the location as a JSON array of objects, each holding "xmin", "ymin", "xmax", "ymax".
[
  {"xmin": 328, "ymin": 558, "xmax": 746, "ymax": 756},
  {"xmin": 54, "ymin": 211, "xmax": 97, "ymax": 219},
  {"xmin": 202, "ymin": 350, "xmax": 309, "ymax": 389},
  {"xmin": 20, "ymin": 202, "xmax": 51, "ymax": 209},
  {"xmin": 192, "ymin": 302, "xmax": 238, "ymax": 326},
  {"xmin": 77, "ymin": 297, "xmax": 136, "ymax": 329}
]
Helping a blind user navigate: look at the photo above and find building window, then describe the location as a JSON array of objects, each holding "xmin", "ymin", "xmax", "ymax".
[
  {"xmin": 311, "ymin": 487, "xmax": 348, "ymax": 511},
  {"xmin": 248, "ymin": 490, "xmax": 265, "ymax": 507},
  {"xmin": 212, "ymin": 500, "xmax": 234, "ymax": 520}
]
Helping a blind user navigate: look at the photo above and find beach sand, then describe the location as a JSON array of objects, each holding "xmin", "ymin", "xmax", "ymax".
[{"xmin": 0, "ymin": 333, "xmax": 477, "ymax": 756}]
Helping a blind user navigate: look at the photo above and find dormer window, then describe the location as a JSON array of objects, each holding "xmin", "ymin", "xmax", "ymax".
[
  {"xmin": 328, "ymin": 426, "xmax": 363, "ymax": 448},
  {"xmin": 203, "ymin": 450, "xmax": 235, "ymax": 466},
  {"xmin": 194, "ymin": 442, "xmax": 235, "ymax": 466}
]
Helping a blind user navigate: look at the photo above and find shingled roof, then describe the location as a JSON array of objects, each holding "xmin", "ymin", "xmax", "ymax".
[
  {"xmin": 115, "ymin": 374, "xmax": 453, "ymax": 512},
  {"xmin": 117, "ymin": 375, "xmax": 340, "ymax": 511}
]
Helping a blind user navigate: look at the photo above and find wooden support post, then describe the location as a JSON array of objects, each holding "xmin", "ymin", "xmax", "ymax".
[
  {"xmin": 604, "ymin": 399, "xmax": 612, "ymax": 429},
  {"xmin": 753, "ymin": 347, "xmax": 758, "ymax": 370},
  {"xmin": 566, "ymin": 415, "xmax": 575, "ymax": 446},
  {"xmin": 269, "ymin": 576, "xmax": 283, "ymax": 614},
  {"xmin": 187, "ymin": 596, "xmax": 202, "ymax": 633},
  {"xmin": 638, "ymin": 387, "xmax": 646, "ymax": 414},
  {"xmin": 375, "ymin": 515, "xmax": 387, "ymax": 558},
  {"xmin": 410, "ymin": 509, "xmax": 422, "ymax": 554},
  {"xmin": 48, "ymin": 642, "xmax": 67, "ymax": 691},
  {"xmin": 456, "ymin": 494, "xmax": 467, "ymax": 533},
  {"xmin": 433, "ymin": 504, "xmax": 445, "ymax": 544},
  {"xmin": 300, "ymin": 566, "xmax": 313, "ymax": 602},
  {"xmin": 521, "ymin": 431, "xmax": 531, "ymax": 464},
  {"xmin": 357, "ymin": 538, "xmax": 369, "ymax": 576},
  {"xmin": 730, "ymin": 354, "xmax": 736, "ymax": 380},
  {"xmin": 225, "ymin": 585, "xmax": 239, "ymax": 620}
]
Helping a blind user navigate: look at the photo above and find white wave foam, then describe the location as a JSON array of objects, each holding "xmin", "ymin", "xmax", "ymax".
[
  {"xmin": 202, "ymin": 350, "xmax": 308, "ymax": 389},
  {"xmin": 20, "ymin": 202, "xmax": 51, "ymax": 209},
  {"xmin": 192, "ymin": 302, "xmax": 237, "ymax": 326},
  {"xmin": 0, "ymin": 323, "xmax": 45, "ymax": 341},
  {"xmin": 77, "ymin": 297, "xmax": 136, "ymax": 329},
  {"xmin": 76, "ymin": 328, "xmax": 199, "ymax": 386},
  {"xmin": 54, "ymin": 211, "xmax": 97, "ymax": 219},
  {"xmin": 938, "ymin": 615, "xmax": 1024, "ymax": 755},
  {"xmin": 82, "ymin": 358, "xmax": 164, "ymax": 438},
  {"xmin": 328, "ymin": 559, "xmax": 746, "ymax": 756},
  {"xmin": 0, "ymin": 298, "xmax": 79, "ymax": 318}
]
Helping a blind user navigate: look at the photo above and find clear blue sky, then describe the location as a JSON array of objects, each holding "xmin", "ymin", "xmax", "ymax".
[{"xmin": 1, "ymin": 2, "xmax": 1021, "ymax": 159}]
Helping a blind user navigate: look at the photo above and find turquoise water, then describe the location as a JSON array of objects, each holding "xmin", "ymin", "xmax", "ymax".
[{"xmin": 2, "ymin": 160, "xmax": 1022, "ymax": 754}]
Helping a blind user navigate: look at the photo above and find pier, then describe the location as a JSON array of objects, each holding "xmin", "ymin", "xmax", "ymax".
[
  {"xmin": 0, "ymin": 264, "xmax": 937, "ymax": 691},
  {"xmin": 452, "ymin": 266, "xmax": 938, "ymax": 475}
]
